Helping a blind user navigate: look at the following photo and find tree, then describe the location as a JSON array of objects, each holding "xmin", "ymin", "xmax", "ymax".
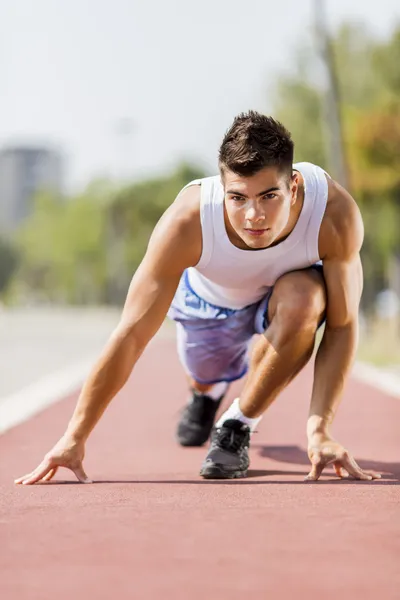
[
  {"xmin": 273, "ymin": 23, "xmax": 400, "ymax": 311},
  {"xmin": 10, "ymin": 163, "xmax": 206, "ymax": 305},
  {"xmin": 0, "ymin": 236, "xmax": 19, "ymax": 296}
]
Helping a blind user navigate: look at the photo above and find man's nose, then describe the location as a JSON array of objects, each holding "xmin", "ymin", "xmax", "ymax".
[{"xmin": 245, "ymin": 205, "xmax": 265, "ymax": 222}]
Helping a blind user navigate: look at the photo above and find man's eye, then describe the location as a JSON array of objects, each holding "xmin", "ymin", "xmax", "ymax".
[
  {"xmin": 264, "ymin": 194, "xmax": 277, "ymax": 200},
  {"xmin": 231, "ymin": 196, "xmax": 245, "ymax": 202}
]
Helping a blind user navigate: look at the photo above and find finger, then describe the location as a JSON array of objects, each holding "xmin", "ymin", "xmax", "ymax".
[
  {"xmin": 346, "ymin": 468, "xmax": 381, "ymax": 481},
  {"xmin": 341, "ymin": 454, "xmax": 372, "ymax": 481},
  {"xmin": 334, "ymin": 462, "xmax": 348, "ymax": 478},
  {"xmin": 363, "ymin": 469, "xmax": 381, "ymax": 480},
  {"xmin": 17, "ymin": 461, "xmax": 53, "ymax": 485},
  {"xmin": 42, "ymin": 468, "xmax": 58, "ymax": 483},
  {"xmin": 305, "ymin": 458, "xmax": 325, "ymax": 481},
  {"xmin": 15, "ymin": 472, "xmax": 34, "ymax": 484},
  {"xmin": 71, "ymin": 464, "xmax": 93, "ymax": 484}
]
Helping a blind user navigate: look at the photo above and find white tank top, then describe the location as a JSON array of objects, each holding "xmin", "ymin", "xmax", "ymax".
[{"xmin": 184, "ymin": 162, "xmax": 328, "ymax": 310}]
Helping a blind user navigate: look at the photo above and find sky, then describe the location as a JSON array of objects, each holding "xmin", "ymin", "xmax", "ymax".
[{"xmin": 1, "ymin": 0, "xmax": 399, "ymax": 192}]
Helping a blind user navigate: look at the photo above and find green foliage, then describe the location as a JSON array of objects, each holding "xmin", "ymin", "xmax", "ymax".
[
  {"xmin": 276, "ymin": 79, "xmax": 326, "ymax": 167},
  {"xmin": 0, "ymin": 236, "xmax": 19, "ymax": 296},
  {"xmin": 8, "ymin": 24, "xmax": 400, "ymax": 310},
  {"xmin": 372, "ymin": 29, "xmax": 400, "ymax": 95},
  {"xmin": 10, "ymin": 163, "xmax": 206, "ymax": 305},
  {"xmin": 13, "ymin": 190, "xmax": 107, "ymax": 304},
  {"xmin": 274, "ymin": 23, "xmax": 400, "ymax": 309}
]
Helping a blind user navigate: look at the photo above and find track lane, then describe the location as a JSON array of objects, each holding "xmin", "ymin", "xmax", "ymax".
[{"xmin": 1, "ymin": 337, "xmax": 399, "ymax": 599}]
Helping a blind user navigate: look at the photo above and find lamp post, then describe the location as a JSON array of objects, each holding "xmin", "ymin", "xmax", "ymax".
[{"xmin": 313, "ymin": 0, "xmax": 349, "ymax": 189}]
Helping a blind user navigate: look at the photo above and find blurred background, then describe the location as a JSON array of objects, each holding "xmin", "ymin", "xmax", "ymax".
[{"xmin": 1, "ymin": 0, "xmax": 399, "ymax": 398}]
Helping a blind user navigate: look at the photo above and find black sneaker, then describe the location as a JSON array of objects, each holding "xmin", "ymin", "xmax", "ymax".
[
  {"xmin": 176, "ymin": 391, "xmax": 224, "ymax": 447},
  {"xmin": 199, "ymin": 419, "xmax": 250, "ymax": 479}
]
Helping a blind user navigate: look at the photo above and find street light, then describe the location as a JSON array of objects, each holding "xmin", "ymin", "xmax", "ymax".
[{"xmin": 313, "ymin": 0, "xmax": 349, "ymax": 189}]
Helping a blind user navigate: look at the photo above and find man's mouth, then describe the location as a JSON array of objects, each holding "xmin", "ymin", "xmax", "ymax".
[{"xmin": 244, "ymin": 228, "xmax": 269, "ymax": 237}]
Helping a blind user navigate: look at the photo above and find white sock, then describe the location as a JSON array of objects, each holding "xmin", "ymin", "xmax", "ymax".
[
  {"xmin": 216, "ymin": 397, "xmax": 262, "ymax": 432},
  {"xmin": 192, "ymin": 381, "xmax": 229, "ymax": 401}
]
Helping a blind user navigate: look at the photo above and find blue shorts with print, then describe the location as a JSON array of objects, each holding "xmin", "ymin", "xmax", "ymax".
[
  {"xmin": 167, "ymin": 266, "xmax": 325, "ymax": 385},
  {"xmin": 167, "ymin": 270, "xmax": 272, "ymax": 384}
]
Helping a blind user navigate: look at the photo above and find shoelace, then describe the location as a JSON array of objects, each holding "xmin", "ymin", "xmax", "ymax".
[{"xmin": 216, "ymin": 427, "xmax": 249, "ymax": 453}]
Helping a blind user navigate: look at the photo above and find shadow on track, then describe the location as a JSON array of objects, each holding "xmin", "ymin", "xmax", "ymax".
[
  {"xmin": 38, "ymin": 471, "xmax": 398, "ymax": 486},
  {"xmin": 254, "ymin": 443, "xmax": 400, "ymax": 481},
  {"xmin": 32, "ymin": 445, "xmax": 399, "ymax": 486}
]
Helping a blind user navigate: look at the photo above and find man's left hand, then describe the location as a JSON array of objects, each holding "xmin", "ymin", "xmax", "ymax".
[{"xmin": 306, "ymin": 434, "xmax": 381, "ymax": 481}]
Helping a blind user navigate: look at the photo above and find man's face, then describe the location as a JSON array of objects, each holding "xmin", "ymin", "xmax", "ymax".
[{"xmin": 222, "ymin": 166, "xmax": 298, "ymax": 250}]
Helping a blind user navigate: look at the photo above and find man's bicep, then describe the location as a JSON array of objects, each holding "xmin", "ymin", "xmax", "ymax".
[
  {"xmin": 119, "ymin": 257, "xmax": 182, "ymax": 344},
  {"xmin": 118, "ymin": 195, "xmax": 201, "ymax": 343},
  {"xmin": 323, "ymin": 254, "xmax": 363, "ymax": 329}
]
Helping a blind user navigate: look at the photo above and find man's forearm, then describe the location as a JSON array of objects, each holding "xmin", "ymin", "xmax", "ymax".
[
  {"xmin": 307, "ymin": 321, "xmax": 358, "ymax": 438},
  {"xmin": 65, "ymin": 326, "xmax": 145, "ymax": 442}
]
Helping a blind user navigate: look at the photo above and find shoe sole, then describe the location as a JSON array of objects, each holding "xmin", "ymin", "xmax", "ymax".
[{"xmin": 199, "ymin": 464, "xmax": 248, "ymax": 480}]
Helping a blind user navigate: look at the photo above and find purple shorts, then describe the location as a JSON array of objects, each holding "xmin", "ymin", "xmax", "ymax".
[{"xmin": 167, "ymin": 270, "xmax": 272, "ymax": 384}]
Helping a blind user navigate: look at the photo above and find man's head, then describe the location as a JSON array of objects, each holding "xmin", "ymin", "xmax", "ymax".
[{"xmin": 219, "ymin": 111, "xmax": 298, "ymax": 249}]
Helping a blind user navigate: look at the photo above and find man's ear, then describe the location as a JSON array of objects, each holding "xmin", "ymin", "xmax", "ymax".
[{"xmin": 290, "ymin": 172, "xmax": 299, "ymax": 205}]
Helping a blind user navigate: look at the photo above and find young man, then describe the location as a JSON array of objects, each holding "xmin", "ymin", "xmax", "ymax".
[{"xmin": 15, "ymin": 111, "xmax": 380, "ymax": 484}]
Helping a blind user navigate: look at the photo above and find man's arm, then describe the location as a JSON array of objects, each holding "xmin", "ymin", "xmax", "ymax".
[
  {"xmin": 15, "ymin": 185, "xmax": 202, "ymax": 485},
  {"xmin": 306, "ymin": 178, "xmax": 380, "ymax": 481},
  {"xmin": 65, "ymin": 187, "xmax": 201, "ymax": 444}
]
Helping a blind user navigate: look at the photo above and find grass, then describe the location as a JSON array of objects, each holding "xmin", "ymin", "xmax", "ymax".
[{"xmin": 357, "ymin": 317, "xmax": 400, "ymax": 368}]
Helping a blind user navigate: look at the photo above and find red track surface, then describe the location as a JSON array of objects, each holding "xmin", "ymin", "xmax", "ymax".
[{"xmin": 1, "ymin": 337, "xmax": 399, "ymax": 599}]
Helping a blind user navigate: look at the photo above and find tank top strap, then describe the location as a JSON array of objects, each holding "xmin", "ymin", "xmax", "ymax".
[
  {"xmin": 195, "ymin": 176, "xmax": 222, "ymax": 269},
  {"xmin": 294, "ymin": 162, "xmax": 329, "ymax": 264}
]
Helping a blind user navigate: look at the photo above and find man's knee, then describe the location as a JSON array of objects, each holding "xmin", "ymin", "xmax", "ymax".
[
  {"xmin": 268, "ymin": 270, "xmax": 326, "ymax": 335},
  {"xmin": 276, "ymin": 292, "xmax": 325, "ymax": 331}
]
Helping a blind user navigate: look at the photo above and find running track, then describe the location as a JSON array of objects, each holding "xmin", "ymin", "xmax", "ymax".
[{"xmin": 1, "ymin": 335, "xmax": 399, "ymax": 599}]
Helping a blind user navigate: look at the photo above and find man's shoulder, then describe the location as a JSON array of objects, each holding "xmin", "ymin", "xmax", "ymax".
[
  {"xmin": 319, "ymin": 178, "xmax": 364, "ymax": 260},
  {"xmin": 324, "ymin": 177, "xmax": 360, "ymax": 226},
  {"xmin": 294, "ymin": 161, "xmax": 328, "ymax": 175},
  {"xmin": 144, "ymin": 184, "xmax": 203, "ymax": 272},
  {"xmin": 172, "ymin": 173, "xmax": 222, "ymax": 221},
  {"xmin": 172, "ymin": 181, "xmax": 202, "ymax": 223},
  {"xmin": 157, "ymin": 183, "xmax": 202, "ymax": 257}
]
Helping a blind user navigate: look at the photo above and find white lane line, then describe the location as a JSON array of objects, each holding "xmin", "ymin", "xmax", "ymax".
[
  {"xmin": 1, "ymin": 354, "xmax": 398, "ymax": 436},
  {"xmin": 0, "ymin": 329, "xmax": 175, "ymax": 436},
  {"xmin": 0, "ymin": 356, "xmax": 95, "ymax": 435},
  {"xmin": 352, "ymin": 361, "xmax": 400, "ymax": 398}
]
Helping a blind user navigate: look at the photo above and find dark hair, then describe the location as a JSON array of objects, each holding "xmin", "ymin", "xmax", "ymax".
[{"xmin": 219, "ymin": 110, "xmax": 294, "ymax": 179}]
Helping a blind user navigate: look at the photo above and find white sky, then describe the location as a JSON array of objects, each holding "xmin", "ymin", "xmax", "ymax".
[{"xmin": 1, "ymin": 0, "xmax": 399, "ymax": 191}]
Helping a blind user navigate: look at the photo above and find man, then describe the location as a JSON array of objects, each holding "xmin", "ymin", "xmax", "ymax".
[{"xmin": 15, "ymin": 111, "xmax": 380, "ymax": 484}]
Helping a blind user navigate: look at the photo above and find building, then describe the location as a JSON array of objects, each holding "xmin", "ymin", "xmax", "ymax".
[{"xmin": 0, "ymin": 145, "xmax": 64, "ymax": 233}]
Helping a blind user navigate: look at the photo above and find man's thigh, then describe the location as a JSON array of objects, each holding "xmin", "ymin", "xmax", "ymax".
[
  {"xmin": 174, "ymin": 319, "xmax": 253, "ymax": 384},
  {"xmin": 168, "ymin": 272, "xmax": 257, "ymax": 384},
  {"xmin": 254, "ymin": 266, "xmax": 326, "ymax": 333}
]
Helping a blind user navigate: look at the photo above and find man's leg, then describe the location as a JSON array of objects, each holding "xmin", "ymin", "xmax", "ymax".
[
  {"xmin": 177, "ymin": 377, "xmax": 230, "ymax": 447},
  {"xmin": 177, "ymin": 382, "xmax": 229, "ymax": 447},
  {"xmin": 167, "ymin": 273, "xmax": 242, "ymax": 446},
  {"xmin": 200, "ymin": 268, "xmax": 326, "ymax": 479},
  {"xmin": 240, "ymin": 268, "xmax": 326, "ymax": 417},
  {"xmin": 173, "ymin": 311, "xmax": 254, "ymax": 446},
  {"xmin": 187, "ymin": 377, "xmax": 228, "ymax": 396}
]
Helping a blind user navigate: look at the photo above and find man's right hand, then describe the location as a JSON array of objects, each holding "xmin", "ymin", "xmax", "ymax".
[{"xmin": 14, "ymin": 435, "xmax": 92, "ymax": 485}]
